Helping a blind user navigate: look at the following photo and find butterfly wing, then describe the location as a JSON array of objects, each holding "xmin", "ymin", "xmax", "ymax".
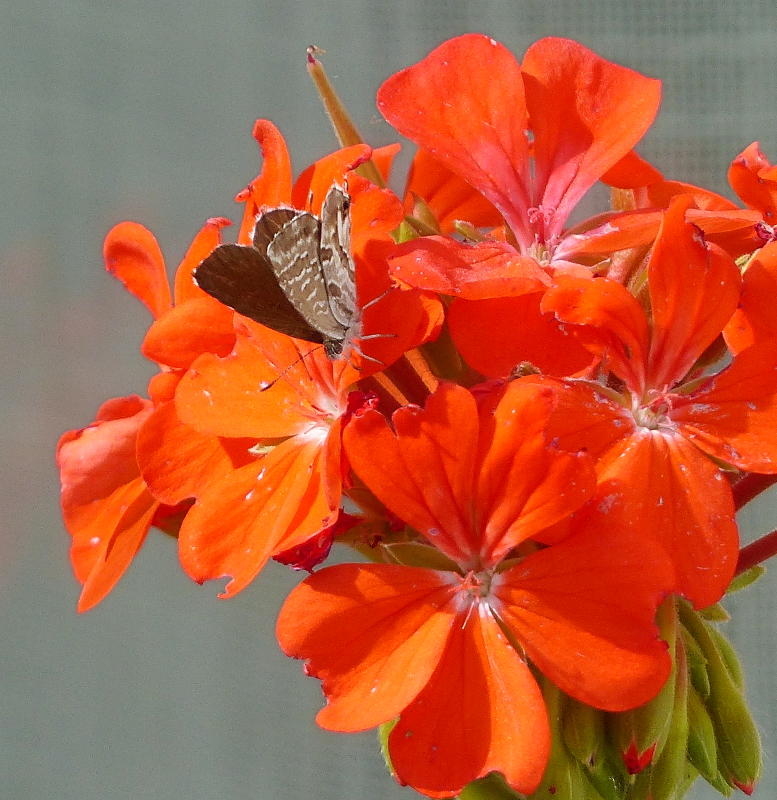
[
  {"xmin": 318, "ymin": 184, "xmax": 358, "ymax": 330},
  {"xmin": 193, "ymin": 243, "xmax": 325, "ymax": 344},
  {"xmin": 265, "ymin": 212, "xmax": 347, "ymax": 341},
  {"xmin": 252, "ymin": 208, "xmax": 300, "ymax": 255}
]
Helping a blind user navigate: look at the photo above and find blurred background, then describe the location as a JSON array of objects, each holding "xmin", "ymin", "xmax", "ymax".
[{"xmin": 3, "ymin": 1, "xmax": 777, "ymax": 798}]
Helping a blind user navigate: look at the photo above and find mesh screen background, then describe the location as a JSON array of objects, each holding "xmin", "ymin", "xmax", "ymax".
[{"xmin": 2, "ymin": 1, "xmax": 776, "ymax": 798}]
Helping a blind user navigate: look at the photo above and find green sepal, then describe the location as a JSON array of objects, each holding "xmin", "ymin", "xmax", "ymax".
[
  {"xmin": 679, "ymin": 601, "xmax": 762, "ymax": 791},
  {"xmin": 527, "ymin": 677, "xmax": 606, "ymax": 800},
  {"xmin": 697, "ymin": 603, "xmax": 729, "ymax": 623},
  {"xmin": 377, "ymin": 718, "xmax": 398, "ymax": 778},
  {"xmin": 392, "ymin": 219, "xmax": 421, "ymax": 245},
  {"xmin": 680, "ymin": 625, "xmax": 711, "ymax": 699},
  {"xmin": 562, "ymin": 697, "xmax": 606, "ymax": 768},
  {"xmin": 646, "ymin": 636, "xmax": 689, "ymax": 800},
  {"xmin": 381, "ymin": 541, "xmax": 461, "ymax": 572},
  {"xmin": 686, "ymin": 685, "xmax": 719, "ymax": 783},
  {"xmin": 725, "ymin": 565, "xmax": 765, "ymax": 594},
  {"xmin": 706, "ymin": 625, "xmax": 744, "ymax": 691},
  {"xmin": 458, "ymin": 773, "xmax": 522, "ymax": 800}
]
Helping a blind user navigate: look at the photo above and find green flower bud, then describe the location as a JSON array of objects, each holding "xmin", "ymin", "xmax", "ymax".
[
  {"xmin": 646, "ymin": 637, "xmax": 689, "ymax": 800},
  {"xmin": 686, "ymin": 684, "xmax": 719, "ymax": 783},
  {"xmin": 563, "ymin": 697, "xmax": 607, "ymax": 768},
  {"xmin": 679, "ymin": 600, "xmax": 761, "ymax": 794},
  {"xmin": 527, "ymin": 677, "xmax": 606, "ymax": 800},
  {"xmin": 609, "ymin": 600, "xmax": 678, "ymax": 773},
  {"xmin": 706, "ymin": 625, "xmax": 744, "ymax": 691},
  {"xmin": 680, "ymin": 625, "xmax": 711, "ymax": 699}
]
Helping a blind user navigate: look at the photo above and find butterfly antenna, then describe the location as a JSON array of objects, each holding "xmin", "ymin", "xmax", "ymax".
[{"xmin": 259, "ymin": 346, "xmax": 326, "ymax": 392}]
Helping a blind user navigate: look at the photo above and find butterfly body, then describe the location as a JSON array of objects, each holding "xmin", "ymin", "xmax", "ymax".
[{"xmin": 194, "ymin": 184, "xmax": 359, "ymax": 359}]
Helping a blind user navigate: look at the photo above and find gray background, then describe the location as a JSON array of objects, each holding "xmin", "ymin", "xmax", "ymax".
[{"xmin": 3, "ymin": 1, "xmax": 777, "ymax": 798}]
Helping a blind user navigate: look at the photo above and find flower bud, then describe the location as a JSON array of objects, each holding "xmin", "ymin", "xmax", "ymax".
[
  {"xmin": 610, "ymin": 600, "xmax": 678, "ymax": 773},
  {"xmin": 679, "ymin": 600, "xmax": 761, "ymax": 794},
  {"xmin": 528, "ymin": 677, "xmax": 606, "ymax": 800},
  {"xmin": 645, "ymin": 637, "xmax": 689, "ymax": 800},
  {"xmin": 685, "ymin": 684, "xmax": 718, "ymax": 783},
  {"xmin": 562, "ymin": 697, "xmax": 607, "ymax": 768}
]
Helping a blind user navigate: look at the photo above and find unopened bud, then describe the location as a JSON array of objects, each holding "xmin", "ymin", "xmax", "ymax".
[
  {"xmin": 562, "ymin": 698, "xmax": 606, "ymax": 768},
  {"xmin": 610, "ymin": 600, "xmax": 678, "ymax": 774},
  {"xmin": 680, "ymin": 626, "xmax": 711, "ymax": 699},
  {"xmin": 679, "ymin": 600, "xmax": 761, "ymax": 793},
  {"xmin": 646, "ymin": 637, "xmax": 689, "ymax": 800},
  {"xmin": 706, "ymin": 624, "xmax": 744, "ymax": 691},
  {"xmin": 686, "ymin": 685, "xmax": 718, "ymax": 783},
  {"xmin": 528, "ymin": 677, "xmax": 606, "ymax": 800}
]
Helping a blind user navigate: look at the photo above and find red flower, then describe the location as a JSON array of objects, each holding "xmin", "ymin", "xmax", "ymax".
[
  {"xmin": 378, "ymin": 34, "xmax": 661, "ymax": 255},
  {"xmin": 172, "ymin": 140, "xmax": 443, "ymax": 596},
  {"xmin": 57, "ymin": 215, "xmax": 238, "ymax": 610},
  {"xmin": 541, "ymin": 197, "xmax": 777, "ymax": 607},
  {"xmin": 728, "ymin": 141, "xmax": 777, "ymax": 245},
  {"xmin": 277, "ymin": 381, "xmax": 672, "ymax": 797}
]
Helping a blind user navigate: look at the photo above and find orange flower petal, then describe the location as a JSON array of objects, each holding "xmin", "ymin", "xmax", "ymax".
[
  {"xmin": 57, "ymin": 395, "xmax": 153, "ymax": 531},
  {"xmin": 141, "ymin": 296, "xmax": 236, "ymax": 369},
  {"xmin": 389, "ymin": 605, "xmax": 549, "ymax": 798},
  {"xmin": 56, "ymin": 396, "xmax": 160, "ymax": 611},
  {"xmin": 389, "ymin": 236, "xmax": 549, "ymax": 299},
  {"xmin": 477, "ymin": 380, "xmax": 596, "ymax": 563},
  {"xmin": 276, "ymin": 563, "xmax": 458, "ymax": 732},
  {"xmin": 522, "ymin": 37, "xmax": 661, "ymax": 241},
  {"xmin": 137, "ymin": 400, "xmax": 255, "ymax": 505},
  {"xmin": 173, "ymin": 216, "xmax": 232, "ymax": 304},
  {"xmin": 728, "ymin": 141, "xmax": 777, "ymax": 221},
  {"xmin": 601, "ymin": 149, "xmax": 663, "ymax": 188},
  {"xmin": 291, "ymin": 144, "xmax": 373, "ymax": 213},
  {"xmin": 237, "ymin": 120, "xmax": 293, "ymax": 243},
  {"xmin": 176, "ymin": 321, "xmax": 341, "ymax": 439},
  {"xmin": 646, "ymin": 198, "xmax": 741, "ymax": 390},
  {"xmin": 377, "ymin": 34, "xmax": 532, "ymax": 246},
  {"xmin": 594, "ymin": 431, "xmax": 738, "ymax": 609},
  {"xmin": 370, "ymin": 142, "xmax": 402, "ymax": 183},
  {"xmin": 103, "ymin": 222, "xmax": 172, "ymax": 319},
  {"xmin": 449, "ymin": 293, "xmax": 594, "ymax": 378},
  {"xmin": 493, "ymin": 522, "xmax": 672, "ymax": 710},
  {"xmin": 404, "ymin": 148, "xmax": 503, "ymax": 233},
  {"xmin": 670, "ymin": 343, "xmax": 777, "ymax": 473},
  {"xmin": 343, "ymin": 383, "xmax": 479, "ymax": 564},
  {"xmin": 725, "ymin": 241, "xmax": 777, "ymax": 352},
  {"xmin": 542, "ymin": 276, "xmax": 649, "ymax": 392},
  {"xmin": 71, "ymin": 477, "xmax": 157, "ymax": 613},
  {"xmin": 554, "ymin": 209, "xmax": 663, "ymax": 261},
  {"xmin": 178, "ymin": 433, "xmax": 334, "ymax": 597}
]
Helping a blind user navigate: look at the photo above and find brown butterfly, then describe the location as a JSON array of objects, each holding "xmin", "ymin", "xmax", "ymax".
[{"xmin": 194, "ymin": 183, "xmax": 360, "ymax": 360}]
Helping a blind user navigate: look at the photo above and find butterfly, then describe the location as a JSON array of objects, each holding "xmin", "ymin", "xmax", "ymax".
[{"xmin": 194, "ymin": 183, "xmax": 361, "ymax": 360}]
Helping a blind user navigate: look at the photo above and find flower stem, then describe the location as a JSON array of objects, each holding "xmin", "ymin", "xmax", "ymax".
[
  {"xmin": 731, "ymin": 472, "xmax": 777, "ymax": 510},
  {"xmin": 736, "ymin": 529, "xmax": 777, "ymax": 575},
  {"xmin": 306, "ymin": 46, "xmax": 385, "ymax": 188}
]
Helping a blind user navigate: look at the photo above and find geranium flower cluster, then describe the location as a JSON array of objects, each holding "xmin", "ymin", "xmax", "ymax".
[{"xmin": 58, "ymin": 34, "xmax": 777, "ymax": 800}]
